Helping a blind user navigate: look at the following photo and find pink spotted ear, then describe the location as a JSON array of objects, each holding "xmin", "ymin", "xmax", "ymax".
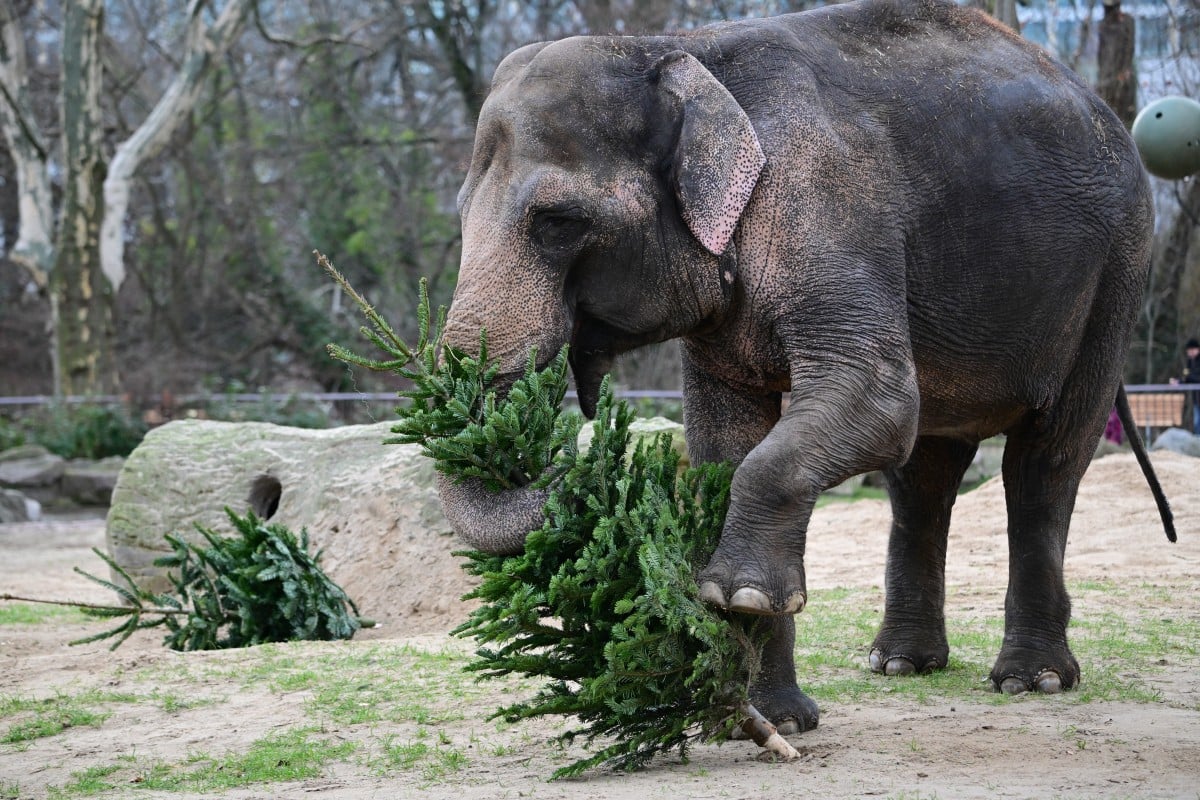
[{"xmin": 655, "ymin": 51, "xmax": 765, "ymax": 256}]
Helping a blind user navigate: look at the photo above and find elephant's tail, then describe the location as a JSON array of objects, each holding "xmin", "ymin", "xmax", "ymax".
[{"xmin": 1115, "ymin": 385, "xmax": 1177, "ymax": 542}]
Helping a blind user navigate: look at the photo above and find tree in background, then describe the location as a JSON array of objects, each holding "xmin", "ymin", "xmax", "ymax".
[
  {"xmin": 1097, "ymin": 0, "xmax": 1137, "ymax": 127},
  {"xmin": 2, "ymin": 0, "xmax": 1198, "ymax": 401},
  {"xmin": 0, "ymin": 0, "xmax": 250, "ymax": 396}
]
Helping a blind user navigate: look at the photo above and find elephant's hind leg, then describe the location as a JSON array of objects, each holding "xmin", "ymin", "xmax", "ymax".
[
  {"xmin": 991, "ymin": 411, "xmax": 1095, "ymax": 695},
  {"xmin": 871, "ymin": 436, "xmax": 978, "ymax": 677}
]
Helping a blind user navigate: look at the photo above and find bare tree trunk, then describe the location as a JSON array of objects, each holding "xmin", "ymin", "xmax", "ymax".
[
  {"xmin": 1139, "ymin": 180, "xmax": 1200, "ymax": 382},
  {"xmin": 1097, "ymin": 0, "xmax": 1137, "ymax": 128},
  {"xmin": 100, "ymin": 0, "xmax": 252, "ymax": 291},
  {"xmin": 0, "ymin": 0, "xmax": 60, "ymax": 392},
  {"xmin": 54, "ymin": 0, "xmax": 113, "ymax": 396},
  {"xmin": 0, "ymin": 0, "xmax": 55, "ymax": 287},
  {"xmin": 418, "ymin": 0, "xmax": 492, "ymax": 125}
]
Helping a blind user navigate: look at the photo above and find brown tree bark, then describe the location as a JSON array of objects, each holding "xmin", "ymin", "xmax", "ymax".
[
  {"xmin": 1097, "ymin": 0, "xmax": 1137, "ymax": 128},
  {"xmin": 53, "ymin": 0, "xmax": 114, "ymax": 396},
  {"xmin": 1137, "ymin": 180, "xmax": 1200, "ymax": 382}
]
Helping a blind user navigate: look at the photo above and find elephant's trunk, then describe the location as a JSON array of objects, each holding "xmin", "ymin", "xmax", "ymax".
[{"xmin": 437, "ymin": 473, "xmax": 548, "ymax": 555}]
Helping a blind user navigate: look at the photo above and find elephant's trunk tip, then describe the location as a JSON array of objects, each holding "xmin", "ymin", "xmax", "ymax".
[{"xmin": 436, "ymin": 473, "xmax": 548, "ymax": 555}]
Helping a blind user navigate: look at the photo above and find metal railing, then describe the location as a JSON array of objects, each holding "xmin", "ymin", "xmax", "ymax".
[
  {"xmin": 1, "ymin": 384, "xmax": 1195, "ymax": 435},
  {"xmin": 3, "ymin": 386, "xmax": 1196, "ymax": 403},
  {"xmin": 0, "ymin": 389, "xmax": 687, "ymax": 407}
]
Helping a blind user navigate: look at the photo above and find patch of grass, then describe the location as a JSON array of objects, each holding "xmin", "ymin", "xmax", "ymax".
[
  {"xmin": 0, "ymin": 690, "xmax": 138, "ymax": 744},
  {"xmin": 0, "ymin": 781, "xmax": 19, "ymax": 799},
  {"xmin": 423, "ymin": 746, "xmax": 468, "ymax": 781},
  {"xmin": 178, "ymin": 642, "xmax": 493, "ymax": 728},
  {"xmin": 365, "ymin": 731, "xmax": 471, "ymax": 782},
  {"xmin": 152, "ymin": 691, "xmax": 219, "ymax": 714},
  {"xmin": 130, "ymin": 727, "xmax": 355, "ymax": 792},
  {"xmin": 47, "ymin": 765, "xmax": 121, "ymax": 798},
  {"xmin": 0, "ymin": 603, "xmax": 90, "ymax": 626},
  {"xmin": 793, "ymin": 582, "xmax": 1193, "ymax": 708},
  {"xmin": 376, "ymin": 737, "xmax": 430, "ymax": 771}
]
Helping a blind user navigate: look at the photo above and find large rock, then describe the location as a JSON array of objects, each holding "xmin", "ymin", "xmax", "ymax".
[
  {"xmin": 577, "ymin": 415, "xmax": 689, "ymax": 467},
  {"xmin": 61, "ymin": 457, "xmax": 124, "ymax": 506},
  {"xmin": 0, "ymin": 445, "xmax": 66, "ymax": 503},
  {"xmin": 106, "ymin": 420, "xmax": 472, "ymax": 634},
  {"xmin": 0, "ymin": 488, "xmax": 41, "ymax": 524},
  {"xmin": 1151, "ymin": 427, "xmax": 1200, "ymax": 458}
]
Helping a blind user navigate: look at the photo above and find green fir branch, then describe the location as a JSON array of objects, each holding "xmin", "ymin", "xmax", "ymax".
[{"xmin": 319, "ymin": 250, "xmax": 579, "ymax": 491}]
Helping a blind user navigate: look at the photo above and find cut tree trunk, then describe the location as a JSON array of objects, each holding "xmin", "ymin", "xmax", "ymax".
[{"xmin": 739, "ymin": 703, "xmax": 801, "ymax": 762}]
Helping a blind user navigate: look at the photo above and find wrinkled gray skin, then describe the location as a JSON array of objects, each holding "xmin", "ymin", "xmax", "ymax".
[{"xmin": 437, "ymin": 0, "xmax": 1162, "ymax": 733}]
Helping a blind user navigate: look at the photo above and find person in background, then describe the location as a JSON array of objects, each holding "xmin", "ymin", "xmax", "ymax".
[
  {"xmin": 1104, "ymin": 406, "xmax": 1124, "ymax": 444},
  {"xmin": 1170, "ymin": 338, "xmax": 1200, "ymax": 434}
]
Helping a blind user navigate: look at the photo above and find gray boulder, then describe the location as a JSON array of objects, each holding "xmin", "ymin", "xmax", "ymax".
[
  {"xmin": 0, "ymin": 445, "xmax": 66, "ymax": 504},
  {"xmin": 1151, "ymin": 427, "xmax": 1200, "ymax": 458},
  {"xmin": 0, "ymin": 487, "xmax": 41, "ymax": 524},
  {"xmin": 577, "ymin": 416, "xmax": 689, "ymax": 467},
  {"xmin": 106, "ymin": 419, "xmax": 473, "ymax": 633},
  {"xmin": 61, "ymin": 457, "xmax": 124, "ymax": 506}
]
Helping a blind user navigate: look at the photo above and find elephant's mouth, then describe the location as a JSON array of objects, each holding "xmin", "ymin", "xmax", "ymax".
[{"xmin": 569, "ymin": 312, "xmax": 639, "ymax": 418}]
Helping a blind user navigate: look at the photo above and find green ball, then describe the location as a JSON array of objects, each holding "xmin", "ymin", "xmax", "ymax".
[{"xmin": 1132, "ymin": 96, "xmax": 1200, "ymax": 180}]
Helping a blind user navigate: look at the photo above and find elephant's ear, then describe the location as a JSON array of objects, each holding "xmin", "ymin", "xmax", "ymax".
[{"xmin": 655, "ymin": 50, "xmax": 765, "ymax": 256}]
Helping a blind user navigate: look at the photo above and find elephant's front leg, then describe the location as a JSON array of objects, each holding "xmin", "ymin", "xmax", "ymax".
[
  {"xmin": 698, "ymin": 350, "xmax": 920, "ymax": 617},
  {"xmin": 681, "ymin": 352, "xmax": 816, "ymax": 733}
]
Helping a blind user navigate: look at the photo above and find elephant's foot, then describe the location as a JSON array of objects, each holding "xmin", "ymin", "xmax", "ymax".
[
  {"xmin": 732, "ymin": 681, "xmax": 819, "ymax": 738},
  {"xmin": 698, "ymin": 553, "xmax": 806, "ymax": 615},
  {"xmin": 989, "ymin": 642, "xmax": 1079, "ymax": 695},
  {"xmin": 869, "ymin": 627, "xmax": 948, "ymax": 676}
]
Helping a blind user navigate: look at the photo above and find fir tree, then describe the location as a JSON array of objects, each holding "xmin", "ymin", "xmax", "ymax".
[
  {"xmin": 321, "ymin": 252, "xmax": 799, "ymax": 774},
  {"xmin": 3, "ymin": 509, "xmax": 364, "ymax": 652}
]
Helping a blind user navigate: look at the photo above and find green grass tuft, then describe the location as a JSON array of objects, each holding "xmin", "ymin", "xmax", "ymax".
[
  {"xmin": 0, "ymin": 690, "xmax": 138, "ymax": 745},
  {"xmin": 0, "ymin": 604, "xmax": 90, "ymax": 626}
]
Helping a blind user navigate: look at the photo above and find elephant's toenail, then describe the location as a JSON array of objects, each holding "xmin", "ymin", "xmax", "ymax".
[
  {"xmin": 999, "ymin": 677, "xmax": 1029, "ymax": 695},
  {"xmin": 782, "ymin": 591, "xmax": 807, "ymax": 614},
  {"xmin": 869, "ymin": 649, "xmax": 884, "ymax": 672},
  {"xmin": 728, "ymin": 587, "xmax": 773, "ymax": 614},
  {"xmin": 1036, "ymin": 671, "xmax": 1063, "ymax": 694},
  {"xmin": 885, "ymin": 657, "xmax": 916, "ymax": 676},
  {"xmin": 698, "ymin": 581, "xmax": 727, "ymax": 608}
]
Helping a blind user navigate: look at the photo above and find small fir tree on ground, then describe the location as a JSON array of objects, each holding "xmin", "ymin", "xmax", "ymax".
[
  {"xmin": 321, "ymin": 252, "xmax": 799, "ymax": 774},
  {"xmin": 5, "ymin": 508, "xmax": 363, "ymax": 651}
]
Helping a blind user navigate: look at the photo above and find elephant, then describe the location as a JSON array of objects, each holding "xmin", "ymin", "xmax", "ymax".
[{"xmin": 436, "ymin": 0, "xmax": 1176, "ymax": 735}]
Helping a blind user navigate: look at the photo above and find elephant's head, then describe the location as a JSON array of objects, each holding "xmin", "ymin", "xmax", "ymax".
[{"xmin": 438, "ymin": 38, "xmax": 765, "ymax": 554}]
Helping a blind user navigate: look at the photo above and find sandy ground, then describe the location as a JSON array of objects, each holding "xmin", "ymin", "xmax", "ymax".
[{"xmin": 1, "ymin": 451, "xmax": 1198, "ymax": 799}]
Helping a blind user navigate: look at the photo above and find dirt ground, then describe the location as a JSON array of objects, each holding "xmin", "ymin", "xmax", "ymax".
[{"xmin": 2, "ymin": 451, "xmax": 1199, "ymax": 799}]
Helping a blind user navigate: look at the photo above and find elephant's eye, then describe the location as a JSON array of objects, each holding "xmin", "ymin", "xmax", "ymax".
[{"xmin": 531, "ymin": 207, "xmax": 592, "ymax": 251}]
